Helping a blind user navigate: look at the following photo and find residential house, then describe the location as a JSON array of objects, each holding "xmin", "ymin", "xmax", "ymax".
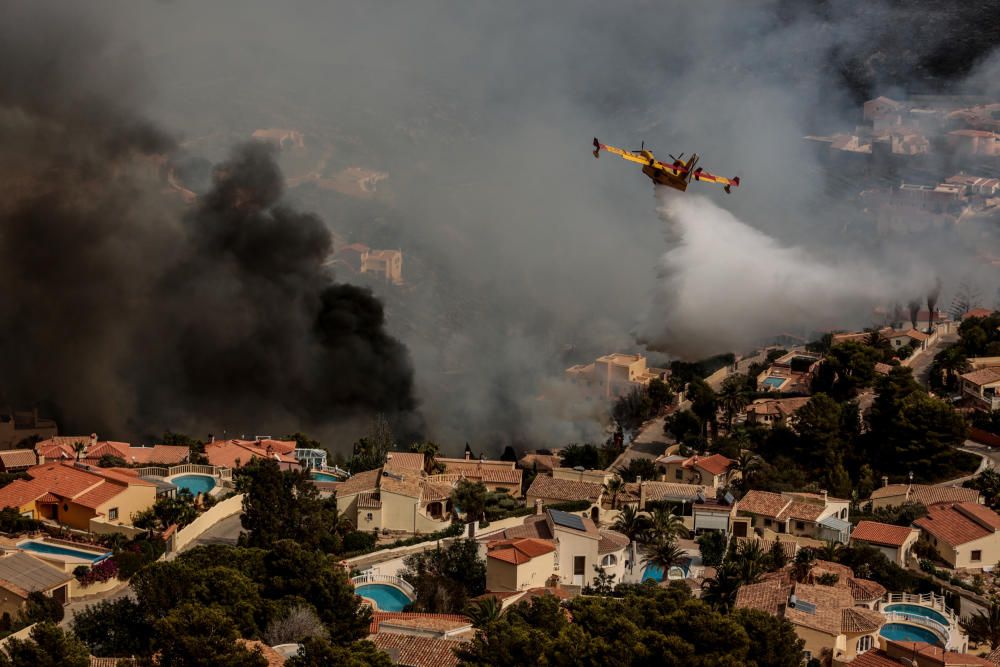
[
  {"xmin": 335, "ymin": 467, "xmax": 454, "ymax": 534},
  {"xmin": 83, "ymin": 441, "xmax": 189, "ymax": 466},
  {"xmin": 203, "ymin": 438, "xmax": 299, "ymax": 470},
  {"xmin": 435, "ymin": 455, "xmax": 523, "ymax": 497},
  {"xmin": 757, "ymin": 351, "xmax": 824, "ymax": 393},
  {"xmin": 853, "ymin": 643, "xmax": 994, "ymax": 667},
  {"xmin": 565, "ymin": 353, "xmax": 667, "ymax": 399},
  {"xmin": 362, "ymin": 249, "xmax": 404, "ymax": 285},
  {"xmin": 484, "ymin": 538, "xmax": 557, "ymax": 592},
  {"xmin": 744, "ymin": 397, "xmax": 811, "ymax": 428},
  {"xmin": 518, "ymin": 452, "xmax": 561, "ymax": 474},
  {"xmin": 960, "ymin": 367, "xmax": 1000, "ymax": 411},
  {"xmin": 482, "ymin": 508, "xmax": 629, "ymax": 588},
  {"xmin": 734, "ymin": 490, "xmax": 851, "ymax": 543},
  {"xmin": 525, "ymin": 475, "xmax": 603, "ymax": 510},
  {"xmin": 868, "ymin": 483, "xmax": 981, "ymax": 510},
  {"xmin": 0, "ymin": 408, "xmax": 57, "ymax": 450},
  {"xmin": 913, "ymin": 502, "xmax": 1000, "ymax": 570},
  {"xmin": 652, "ymin": 453, "xmax": 735, "ymax": 489},
  {"xmin": 0, "ymin": 461, "xmax": 157, "ymax": 531},
  {"xmin": 884, "ymin": 329, "xmax": 931, "ymax": 353},
  {"xmin": 850, "ymin": 521, "xmax": 920, "ymax": 567},
  {"xmin": 735, "ymin": 574, "xmax": 884, "ymax": 665},
  {"xmin": 0, "ymin": 552, "xmax": 75, "ymax": 617},
  {"xmin": 962, "ymin": 307, "xmax": 995, "ymax": 320},
  {"xmin": 0, "ymin": 450, "xmax": 38, "ymax": 473},
  {"xmin": 369, "ymin": 633, "xmax": 462, "ymax": 667},
  {"xmin": 368, "ymin": 611, "xmax": 473, "ymax": 638},
  {"xmin": 620, "ymin": 481, "xmax": 732, "ymax": 534}
]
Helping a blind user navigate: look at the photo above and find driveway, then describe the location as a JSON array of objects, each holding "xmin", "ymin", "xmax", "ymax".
[
  {"xmin": 609, "ymin": 416, "xmax": 672, "ymax": 472},
  {"xmin": 177, "ymin": 512, "xmax": 243, "ymax": 551},
  {"xmin": 909, "ymin": 333, "xmax": 957, "ymax": 388}
]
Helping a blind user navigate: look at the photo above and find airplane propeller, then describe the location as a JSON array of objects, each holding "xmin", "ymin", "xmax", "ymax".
[{"xmin": 668, "ymin": 152, "xmax": 685, "ymax": 162}]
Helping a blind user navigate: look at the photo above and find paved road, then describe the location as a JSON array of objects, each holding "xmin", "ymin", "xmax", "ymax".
[
  {"xmin": 179, "ymin": 512, "xmax": 243, "ymax": 551},
  {"xmin": 610, "ymin": 416, "xmax": 672, "ymax": 472},
  {"xmin": 61, "ymin": 582, "xmax": 133, "ymax": 629},
  {"xmin": 909, "ymin": 333, "xmax": 957, "ymax": 388}
]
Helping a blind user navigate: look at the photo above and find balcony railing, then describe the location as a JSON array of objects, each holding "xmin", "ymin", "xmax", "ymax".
[{"xmin": 351, "ymin": 573, "xmax": 416, "ymax": 599}]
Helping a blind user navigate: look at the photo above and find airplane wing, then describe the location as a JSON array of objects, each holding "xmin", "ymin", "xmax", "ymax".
[
  {"xmin": 593, "ymin": 138, "xmax": 650, "ymax": 166},
  {"xmin": 691, "ymin": 167, "xmax": 741, "ymax": 193}
]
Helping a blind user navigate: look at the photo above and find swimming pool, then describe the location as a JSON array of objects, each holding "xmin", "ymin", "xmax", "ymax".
[
  {"xmin": 883, "ymin": 603, "xmax": 950, "ymax": 626},
  {"xmin": 311, "ymin": 471, "xmax": 341, "ymax": 482},
  {"xmin": 355, "ymin": 584, "xmax": 412, "ymax": 612},
  {"xmin": 170, "ymin": 474, "xmax": 216, "ymax": 495},
  {"xmin": 880, "ymin": 623, "xmax": 941, "ymax": 646},
  {"xmin": 762, "ymin": 377, "xmax": 786, "ymax": 389},
  {"xmin": 19, "ymin": 540, "xmax": 111, "ymax": 563},
  {"xmin": 642, "ymin": 564, "xmax": 664, "ymax": 582}
]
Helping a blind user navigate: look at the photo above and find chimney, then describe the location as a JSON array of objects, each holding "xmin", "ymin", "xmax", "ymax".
[
  {"xmin": 535, "ymin": 499, "xmax": 543, "ymax": 515},
  {"xmin": 89, "ymin": 433, "xmax": 98, "ymax": 447},
  {"xmin": 821, "ymin": 490, "xmax": 828, "ymax": 502},
  {"xmin": 208, "ymin": 433, "xmax": 215, "ymax": 443},
  {"xmin": 882, "ymin": 476, "xmax": 889, "ymax": 488},
  {"xmin": 464, "ymin": 450, "xmax": 471, "ymax": 460},
  {"xmin": 639, "ymin": 479, "xmax": 647, "ymax": 510}
]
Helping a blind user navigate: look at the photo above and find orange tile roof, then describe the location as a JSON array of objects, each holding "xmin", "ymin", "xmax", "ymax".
[
  {"xmin": 852, "ymin": 520, "xmax": 917, "ymax": 548},
  {"xmin": 337, "ymin": 468, "xmax": 382, "ymax": 496},
  {"xmin": 0, "ymin": 479, "xmax": 54, "ymax": 508},
  {"xmin": 368, "ymin": 611, "xmax": 470, "ymax": 635},
  {"xmin": 736, "ymin": 490, "xmax": 791, "ymax": 519},
  {"xmin": 961, "ymin": 367, "xmax": 1000, "ymax": 386},
  {"xmin": 0, "ymin": 450, "xmax": 37, "ymax": 469},
  {"xmin": 369, "ymin": 633, "xmax": 461, "ymax": 667},
  {"xmin": 236, "ymin": 639, "xmax": 287, "ymax": 667},
  {"xmin": 847, "ymin": 577, "xmax": 887, "ymax": 603},
  {"xmin": 74, "ymin": 482, "xmax": 127, "ymax": 510},
  {"xmin": 870, "ymin": 484, "xmax": 980, "ymax": 506},
  {"xmin": 598, "ymin": 530, "xmax": 630, "ymax": 555},
  {"xmin": 890, "ymin": 641, "xmax": 996, "ymax": 666},
  {"xmin": 87, "ymin": 443, "xmax": 189, "ymax": 465},
  {"xmin": 914, "ymin": 502, "xmax": 1000, "ymax": 547},
  {"xmin": 204, "ymin": 440, "xmax": 297, "ymax": 468},
  {"xmin": 486, "ymin": 538, "xmax": 556, "ymax": 565},
  {"xmin": 383, "ymin": 452, "xmax": 426, "ymax": 472},
  {"xmin": 525, "ymin": 475, "xmax": 602, "ymax": 503},
  {"xmin": 848, "ymin": 649, "xmax": 905, "ymax": 667},
  {"xmin": 685, "ymin": 453, "xmax": 734, "ymax": 476}
]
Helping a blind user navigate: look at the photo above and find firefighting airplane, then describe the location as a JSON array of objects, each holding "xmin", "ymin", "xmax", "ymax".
[{"xmin": 592, "ymin": 138, "xmax": 740, "ymax": 193}]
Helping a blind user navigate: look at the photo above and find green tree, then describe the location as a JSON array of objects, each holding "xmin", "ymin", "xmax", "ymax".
[
  {"xmin": 613, "ymin": 505, "xmax": 651, "ymax": 570},
  {"xmin": 732, "ymin": 608, "xmax": 806, "ymax": 667},
  {"xmin": 615, "ymin": 458, "xmax": 657, "ymax": 483},
  {"xmin": 20, "ymin": 591, "xmax": 64, "ymax": 625},
  {"xmin": 664, "ymin": 410, "xmax": 702, "ymax": 442},
  {"xmin": 697, "ymin": 531, "xmax": 726, "ymax": 567},
  {"xmin": 718, "ymin": 375, "xmax": 752, "ymax": 430},
  {"xmin": 825, "ymin": 453, "xmax": 852, "ymax": 500},
  {"xmin": 72, "ymin": 598, "xmax": 155, "ymax": 657},
  {"xmin": 639, "ymin": 538, "xmax": 686, "ymax": 575},
  {"xmin": 409, "ymin": 441, "xmax": 441, "ymax": 473},
  {"xmin": 701, "ymin": 561, "xmax": 743, "ymax": 612},
  {"xmin": 401, "ymin": 539, "xmax": 486, "ymax": 613},
  {"xmin": 465, "ymin": 596, "xmax": 503, "ymax": 628},
  {"xmin": 792, "ymin": 548, "xmax": 816, "ymax": 583},
  {"xmin": 154, "ymin": 603, "xmax": 268, "ymax": 667},
  {"xmin": 733, "ymin": 540, "xmax": 766, "ymax": 585},
  {"xmin": 687, "ymin": 379, "xmax": 718, "ymax": 437},
  {"xmin": 602, "ymin": 475, "xmax": 626, "ymax": 510},
  {"xmin": 766, "ymin": 540, "xmax": 789, "ymax": 571},
  {"xmin": 559, "ymin": 443, "xmax": 603, "ymax": 470},
  {"xmin": 0, "ymin": 622, "xmax": 90, "ymax": 667},
  {"xmin": 72, "ymin": 441, "xmax": 86, "ymax": 461},
  {"xmin": 647, "ymin": 507, "xmax": 686, "ymax": 542},
  {"xmin": 812, "ymin": 342, "xmax": 882, "ymax": 399},
  {"xmin": 731, "ymin": 451, "xmax": 761, "ymax": 493},
  {"xmin": 451, "ymin": 478, "xmax": 488, "ymax": 531},
  {"xmin": 647, "ymin": 378, "xmax": 674, "ymax": 414},
  {"xmin": 612, "ymin": 386, "xmax": 653, "ymax": 435}
]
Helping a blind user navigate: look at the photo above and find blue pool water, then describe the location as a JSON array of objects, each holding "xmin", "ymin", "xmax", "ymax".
[
  {"xmin": 311, "ymin": 471, "xmax": 341, "ymax": 482},
  {"xmin": 642, "ymin": 564, "xmax": 665, "ymax": 582},
  {"xmin": 880, "ymin": 623, "xmax": 941, "ymax": 646},
  {"xmin": 762, "ymin": 377, "xmax": 786, "ymax": 389},
  {"xmin": 884, "ymin": 603, "xmax": 949, "ymax": 626},
  {"xmin": 171, "ymin": 474, "xmax": 216, "ymax": 495},
  {"xmin": 355, "ymin": 584, "xmax": 412, "ymax": 611},
  {"xmin": 19, "ymin": 541, "xmax": 110, "ymax": 562}
]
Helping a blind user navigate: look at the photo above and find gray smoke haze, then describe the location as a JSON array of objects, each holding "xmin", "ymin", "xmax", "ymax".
[
  {"xmin": 0, "ymin": 3, "xmax": 419, "ymax": 441},
  {"xmin": 4, "ymin": 1, "xmax": 1000, "ymax": 452}
]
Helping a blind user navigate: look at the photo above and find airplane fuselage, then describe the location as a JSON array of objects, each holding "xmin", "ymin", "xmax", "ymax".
[{"xmin": 642, "ymin": 164, "xmax": 688, "ymax": 191}]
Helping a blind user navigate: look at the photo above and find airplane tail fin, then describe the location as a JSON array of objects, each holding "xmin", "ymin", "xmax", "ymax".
[
  {"xmin": 683, "ymin": 154, "xmax": 699, "ymax": 182},
  {"xmin": 593, "ymin": 137, "xmax": 600, "ymax": 159}
]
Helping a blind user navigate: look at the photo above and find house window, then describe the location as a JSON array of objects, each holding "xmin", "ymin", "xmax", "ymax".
[
  {"xmin": 972, "ymin": 550, "xmax": 982, "ymax": 562},
  {"xmin": 856, "ymin": 635, "xmax": 872, "ymax": 654},
  {"xmin": 795, "ymin": 521, "xmax": 805, "ymax": 531},
  {"xmin": 108, "ymin": 508, "xmax": 118, "ymax": 521},
  {"xmin": 366, "ymin": 513, "xmax": 373, "ymax": 521},
  {"xmin": 601, "ymin": 554, "xmax": 617, "ymax": 567},
  {"xmin": 675, "ymin": 469, "xmax": 683, "ymax": 480},
  {"xmin": 574, "ymin": 556, "xmax": 585, "ymax": 576},
  {"xmin": 764, "ymin": 518, "xmax": 772, "ymax": 528}
]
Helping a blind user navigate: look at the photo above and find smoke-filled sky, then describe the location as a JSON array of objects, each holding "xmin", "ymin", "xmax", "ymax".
[{"xmin": 2, "ymin": 1, "xmax": 999, "ymax": 451}]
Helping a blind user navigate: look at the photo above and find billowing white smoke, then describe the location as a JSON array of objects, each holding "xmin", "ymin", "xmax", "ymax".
[{"xmin": 636, "ymin": 187, "xmax": 921, "ymax": 359}]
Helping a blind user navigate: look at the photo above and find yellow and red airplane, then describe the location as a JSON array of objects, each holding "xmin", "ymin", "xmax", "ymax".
[{"xmin": 592, "ymin": 138, "xmax": 740, "ymax": 193}]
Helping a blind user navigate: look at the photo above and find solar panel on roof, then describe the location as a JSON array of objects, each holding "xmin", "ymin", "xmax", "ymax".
[
  {"xmin": 723, "ymin": 492, "xmax": 735, "ymax": 506},
  {"xmin": 796, "ymin": 601, "xmax": 817, "ymax": 615},
  {"xmin": 548, "ymin": 509, "xmax": 586, "ymax": 532}
]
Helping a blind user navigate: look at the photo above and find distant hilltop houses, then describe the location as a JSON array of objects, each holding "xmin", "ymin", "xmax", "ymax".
[
  {"xmin": 565, "ymin": 352, "xmax": 668, "ymax": 399},
  {"xmin": 328, "ymin": 243, "xmax": 404, "ymax": 285}
]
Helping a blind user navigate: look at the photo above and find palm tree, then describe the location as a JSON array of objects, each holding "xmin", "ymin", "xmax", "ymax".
[
  {"xmin": 72, "ymin": 441, "xmax": 87, "ymax": 461},
  {"xmin": 765, "ymin": 540, "xmax": 789, "ymax": 571},
  {"xmin": 730, "ymin": 451, "xmax": 761, "ymax": 492},
  {"xmin": 863, "ymin": 328, "xmax": 890, "ymax": 352},
  {"xmin": 465, "ymin": 596, "xmax": 503, "ymax": 628},
  {"xmin": 640, "ymin": 538, "xmax": 687, "ymax": 578},
  {"xmin": 602, "ymin": 476, "xmax": 626, "ymax": 510},
  {"xmin": 792, "ymin": 547, "xmax": 816, "ymax": 583},
  {"xmin": 817, "ymin": 540, "xmax": 842, "ymax": 563},
  {"xmin": 701, "ymin": 561, "xmax": 743, "ymax": 612},
  {"xmin": 647, "ymin": 507, "xmax": 687, "ymax": 543},
  {"xmin": 733, "ymin": 540, "xmax": 766, "ymax": 585},
  {"xmin": 717, "ymin": 376, "xmax": 751, "ymax": 431},
  {"xmin": 961, "ymin": 599, "xmax": 1000, "ymax": 650},
  {"xmin": 612, "ymin": 505, "xmax": 651, "ymax": 571}
]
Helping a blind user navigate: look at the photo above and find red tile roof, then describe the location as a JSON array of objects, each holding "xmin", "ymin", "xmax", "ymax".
[
  {"xmin": 598, "ymin": 530, "xmax": 630, "ymax": 555},
  {"xmin": 383, "ymin": 452, "xmax": 426, "ymax": 472},
  {"xmin": 0, "ymin": 450, "xmax": 37, "ymax": 469},
  {"xmin": 486, "ymin": 538, "xmax": 556, "ymax": 565},
  {"xmin": 849, "ymin": 649, "xmax": 904, "ymax": 667},
  {"xmin": 685, "ymin": 453, "xmax": 734, "ymax": 477},
  {"xmin": 338, "ymin": 468, "xmax": 382, "ymax": 496},
  {"xmin": 86, "ymin": 442, "xmax": 189, "ymax": 465},
  {"xmin": 204, "ymin": 439, "xmax": 297, "ymax": 468},
  {"xmin": 736, "ymin": 490, "xmax": 791, "ymax": 519},
  {"xmin": 870, "ymin": 484, "xmax": 980, "ymax": 506},
  {"xmin": 914, "ymin": 502, "xmax": 1000, "ymax": 547},
  {"xmin": 369, "ymin": 633, "xmax": 461, "ymax": 667},
  {"xmin": 525, "ymin": 475, "xmax": 602, "ymax": 503},
  {"xmin": 0, "ymin": 479, "xmax": 55, "ymax": 508},
  {"xmin": 851, "ymin": 521, "xmax": 917, "ymax": 548}
]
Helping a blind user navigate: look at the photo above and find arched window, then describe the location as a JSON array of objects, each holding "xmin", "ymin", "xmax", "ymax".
[
  {"xmin": 601, "ymin": 554, "xmax": 617, "ymax": 567},
  {"xmin": 840, "ymin": 508, "xmax": 848, "ymax": 519},
  {"xmin": 856, "ymin": 635, "xmax": 872, "ymax": 654}
]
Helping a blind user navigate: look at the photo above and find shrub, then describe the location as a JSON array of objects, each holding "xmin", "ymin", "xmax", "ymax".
[
  {"xmin": 73, "ymin": 565, "xmax": 90, "ymax": 578},
  {"xmin": 342, "ymin": 531, "xmax": 376, "ymax": 553},
  {"xmin": 78, "ymin": 558, "xmax": 118, "ymax": 585}
]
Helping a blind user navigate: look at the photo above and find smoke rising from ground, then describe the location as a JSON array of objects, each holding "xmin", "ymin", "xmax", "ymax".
[
  {"xmin": 0, "ymin": 5, "xmax": 418, "ymax": 440},
  {"xmin": 637, "ymin": 188, "xmax": 924, "ymax": 357}
]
